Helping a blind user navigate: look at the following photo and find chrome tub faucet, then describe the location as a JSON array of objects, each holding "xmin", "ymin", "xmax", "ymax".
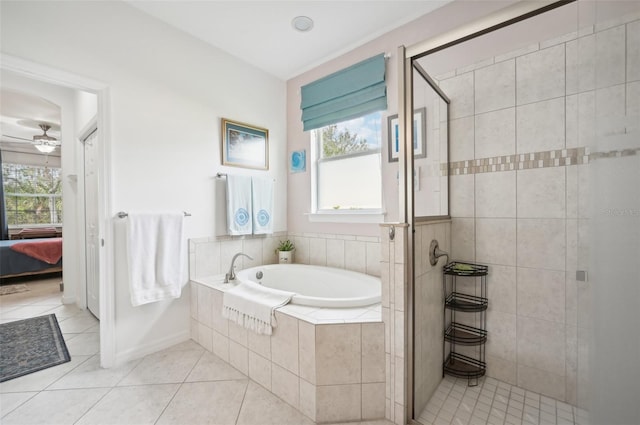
[{"xmin": 224, "ymin": 252, "xmax": 253, "ymax": 283}]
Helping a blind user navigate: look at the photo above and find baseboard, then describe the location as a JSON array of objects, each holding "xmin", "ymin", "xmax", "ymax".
[
  {"xmin": 61, "ymin": 295, "xmax": 76, "ymax": 304},
  {"xmin": 114, "ymin": 330, "xmax": 191, "ymax": 365}
]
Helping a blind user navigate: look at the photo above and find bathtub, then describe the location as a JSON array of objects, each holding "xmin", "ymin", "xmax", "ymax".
[{"xmin": 235, "ymin": 264, "xmax": 381, "ymax": 308}]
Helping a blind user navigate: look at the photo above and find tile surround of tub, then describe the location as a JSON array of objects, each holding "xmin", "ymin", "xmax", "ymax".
[
  {"xmin": 441, "ymin": 17, "xmax": 639, "ymax": 407},
  {"xmin": 190, "ymin": 232, "xmax": 381, "ymax": 283},
  {"xmin": 189, "ymin": 280, "xmax": 385, "ymax": 423}
]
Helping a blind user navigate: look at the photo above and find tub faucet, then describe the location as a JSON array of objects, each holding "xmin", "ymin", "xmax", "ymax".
[{"xmin": 224, "ymin": 252, "xmax": 254, "ymax": 283}]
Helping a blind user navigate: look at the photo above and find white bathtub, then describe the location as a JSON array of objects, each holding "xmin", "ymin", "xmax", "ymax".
[{"xmin": 235, "ymin": 264, "xmax": 381, "ymax": 308}]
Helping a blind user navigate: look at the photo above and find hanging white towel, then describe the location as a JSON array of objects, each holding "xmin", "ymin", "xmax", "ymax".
[
  {"xmin": 251, "ymin": 176, "xmax": 274, "ymax": 234},
  {"xmin": 222, "ymin": 281, "xmax": 295, "ymax": 335},
  {"xmin": 126, "ymin": 212, "xmax": 186, "ymax": 306},
  {"xmin": 226, "ymin": 175, "xmax": 253, "ymax": 235}
]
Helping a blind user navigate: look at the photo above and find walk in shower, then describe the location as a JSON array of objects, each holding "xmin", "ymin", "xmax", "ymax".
[{"xmin": 400, "ymin": 1, "xmax": 640, "ymax": 424}]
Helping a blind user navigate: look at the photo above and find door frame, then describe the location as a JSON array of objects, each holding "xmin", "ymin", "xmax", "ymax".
[{"xmin": 1, "ymin": 53, "xmax": 116, "ymax": 368}]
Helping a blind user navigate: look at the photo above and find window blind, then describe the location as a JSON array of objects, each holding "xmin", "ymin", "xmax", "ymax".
[{"xmin": 300, "ymin": 53, "xmax": 387, "ymax": 131}]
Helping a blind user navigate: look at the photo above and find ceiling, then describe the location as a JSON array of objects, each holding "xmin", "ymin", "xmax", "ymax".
[
  {"xmin": 1, "ymin": 1, "xmax": 451, "ymax": 156},
  {"xmin": 125, "ymin": 0, "xmax": 452, "ymax": 80},
  {"xmin": 0, "ymin": 89, "xmax": 61, "ymax": 156}
]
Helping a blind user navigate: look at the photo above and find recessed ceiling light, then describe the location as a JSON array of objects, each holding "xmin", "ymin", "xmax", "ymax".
[{"xmin": 292, "ymin": 16, "xmax": 314, "ymax": 32}]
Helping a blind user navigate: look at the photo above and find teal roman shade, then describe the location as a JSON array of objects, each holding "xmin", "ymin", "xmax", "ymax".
[{"xmin": 300, "ymin": 53, "xmax": 387, "ymax": 131}]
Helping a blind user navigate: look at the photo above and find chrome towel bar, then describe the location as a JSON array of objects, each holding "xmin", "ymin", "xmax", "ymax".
[{"xmin": 116, "ymin": 211, "xmax": 191, "ymax": 219}]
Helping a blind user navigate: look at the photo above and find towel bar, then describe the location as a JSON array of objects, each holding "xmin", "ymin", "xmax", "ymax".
[
  {"xmin": 216, "ymin": 172, "xmax": 275, "ymax": 181},
  {"xmin": 116, "ymin": 211, "xmax": 191, "ymax": 219}
]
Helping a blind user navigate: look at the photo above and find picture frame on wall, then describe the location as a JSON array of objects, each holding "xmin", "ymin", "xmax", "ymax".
[
  {"xmin": 221, "ymin": 118, "xmax": 269, "ymax": 170},
  {"xmin": 387, "ymin": 107, "xmax": 426, "ymax": 162},
  {"xmin": 290, "ymin": 150, "xmax": 306, "ymax": 173}
]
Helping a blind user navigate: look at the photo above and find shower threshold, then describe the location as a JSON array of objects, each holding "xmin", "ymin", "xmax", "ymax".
[{"xmin": 417, "ymin": 376, "xmax": 588, "ymax": 425}]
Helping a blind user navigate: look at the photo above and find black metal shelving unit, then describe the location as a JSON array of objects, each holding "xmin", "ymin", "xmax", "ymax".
[{"xmin": 442, "ymin": 261, "xmax": 488, "ymax": 386}]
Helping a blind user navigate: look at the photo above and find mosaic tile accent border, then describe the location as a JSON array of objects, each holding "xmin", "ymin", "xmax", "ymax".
[
  {"xmin": 447, "ymin": 147, "xmax": 639, "ymax": 176},
  {"xmin": 590, "ymin": 147, "xmax": 640, "ymax": 160}
]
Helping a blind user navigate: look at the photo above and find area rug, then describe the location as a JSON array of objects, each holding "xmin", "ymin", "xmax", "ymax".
[
  {"xmin": 0, "ymin": 314, "xmax": 71, "ymax": 382},
  {"xmin": 0, "ymin": 284, "xmax": 30, "ymax": 296}
]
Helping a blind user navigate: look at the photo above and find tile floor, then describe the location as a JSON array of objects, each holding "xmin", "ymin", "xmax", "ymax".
[
  {"xmin": 418, "ymin": 376, "xmax": 589, "ymax": 425},
  {"xmin": 0, "ymin": 277, "xmax": 393, "ymax": 425}
]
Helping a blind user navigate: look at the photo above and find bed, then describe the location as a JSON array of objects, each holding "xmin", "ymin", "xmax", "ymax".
[{"xmin": 0, "ymin": 238, "xmax": 63, "ymax": 279}]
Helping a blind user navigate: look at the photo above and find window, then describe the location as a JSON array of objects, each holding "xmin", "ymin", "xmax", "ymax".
[
  {"xmin": 2, "ymin": 163, "xmax": 62, "ymax": 226},
  {"xmin": 311, "ymin": 111, "xmax": 383, "ymax": 219}
]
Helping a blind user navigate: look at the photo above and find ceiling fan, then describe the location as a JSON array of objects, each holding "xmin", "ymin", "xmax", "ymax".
[{"xmin": 1, "ymin": 122, "xmax": 60, "ymax": 154}]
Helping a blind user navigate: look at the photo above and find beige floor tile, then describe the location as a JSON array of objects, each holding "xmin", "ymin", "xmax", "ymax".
[
  {"xmin": 156, "ymin": 380, "xmax": 248, "ymax": 424},
  {"xmin": 48, "ymin": 355, "xmax": 141, "ymax": 390},
  {"xmin": 236, "ymin": 381, "xmax": 315, "ymax": 425},
  {"xmin": 163, "ymin": 339, "xmax": 205, "ymax": 352},
  {"xmin": 118, "ymin": 349, "xmax": 203, "ymax": 385},
  {"xmin": 0, "ymin": 305, "xmax": 59, "ymax": 321},
  {"xmin": 64, "ymin": 332, "xmax": 100, "ymax": 356},
  {"xmin": 0, "ymin": 355, "xmax": 91, "ymax": 393},
  {"xmin": 1, "ymin": 388, "xmax": 108, "ymax": 425},
  {"xmin": 76, "ymin": 384, "xmax": 178, "ymax": 425},
  {"xmin": 0, "ymin": 392, "xmax": 37, "ymax": 418},
  {"xmin": 186, "ymin": 351, "xmax": 247, "ymax": 383},
  {"xmin": 58, "ymin": 315, "xmax": 99, "ymax": 334},
  {"xmin": 84, "ymin": 324, "xmax": 100, "ymax": 333},
  {"xmin": 43, "ymin": 304, "xmax": 85, "ymax": 319}
]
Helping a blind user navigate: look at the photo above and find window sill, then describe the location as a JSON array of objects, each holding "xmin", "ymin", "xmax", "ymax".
[{"xmin": 306, "ymin": 211, "xmax": 386, "ymax": 224}]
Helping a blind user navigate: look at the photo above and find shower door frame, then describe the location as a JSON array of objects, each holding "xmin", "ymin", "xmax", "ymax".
[{"xmin": 399, "ymin": 1, "xmax": 577, "ymax": 423}]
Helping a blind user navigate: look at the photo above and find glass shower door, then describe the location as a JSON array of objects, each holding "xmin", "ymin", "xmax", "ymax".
[{"xmin": 410, "ymin": 61, "xmax": 451, "ymax": 421}]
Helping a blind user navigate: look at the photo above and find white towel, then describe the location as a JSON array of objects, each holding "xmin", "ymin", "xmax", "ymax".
[
  {"xmin": 126, "ymin": 212, "xmax": 186, "ymax": 306},
  {"xmin": 251, "ymin": 177, "xmax": 274, "ymax": 234},
  {"xmin": 226, "ymin": 175, "xmax": 253, "ymax": 235},
  {"xmin": 222, "ymin": 281, "xmax": 295, "ymax": 335}
]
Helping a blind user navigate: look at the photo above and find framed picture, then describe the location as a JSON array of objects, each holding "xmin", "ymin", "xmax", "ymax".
[
  {"xmin": 221, "ymin": 118, "xmax": 269, "ymax": 170},
  {"xmin": 387, "ymin": 107, "xmax": 426, "ymax": 162},
  {"xmin": 290, "ymin": 150, "xmax": 306, "ymax": 173}
]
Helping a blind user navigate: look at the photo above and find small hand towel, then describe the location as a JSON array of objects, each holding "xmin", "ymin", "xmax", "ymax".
[
  {"xmin": 226, "ymin": 175, "xmax": 253, "ymax": 235},
  {"xmin": 222, "ymin": 281, "xmax": 295, "ymax": 335},
  {"xmin": 251, "ymin": 176, "xmax": 274, "ymax": 234},
  {"xmin": 126, "ymin": 212, "xmax": 186, "ymax": 306}
]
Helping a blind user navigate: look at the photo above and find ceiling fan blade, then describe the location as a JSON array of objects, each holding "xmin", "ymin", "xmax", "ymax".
[{"xmin": 1, "ymin": 134, "xmax": 34, "ymax": 143}]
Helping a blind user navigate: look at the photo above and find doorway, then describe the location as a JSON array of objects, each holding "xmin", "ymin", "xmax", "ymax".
[{"xmin": 1, "ymin": 53, "xmax": 115, "ymax": 368}]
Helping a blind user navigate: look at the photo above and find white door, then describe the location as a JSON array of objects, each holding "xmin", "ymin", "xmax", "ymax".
[{"xmin": 83, "ymin": 129, "xmax": 100, "ymax": 319}]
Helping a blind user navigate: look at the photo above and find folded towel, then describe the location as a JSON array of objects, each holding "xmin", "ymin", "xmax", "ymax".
[
  {"xmin": 10, "ymin": 237, "xmax": 62, "ymax": 264},
  {"xmin": 222, "ymin": 281, "xmax": 295, "ymax": 335},
  {"xmin": 251, "ymin": 176, "xmax": 274, "ymax": 235},
  {"xmin": 226, "ymin": 175, "xmax": 253, "ymax": 235},
  {"xmin": 126, "ymin": 212, "xmax": 186, "ymax": 306}
]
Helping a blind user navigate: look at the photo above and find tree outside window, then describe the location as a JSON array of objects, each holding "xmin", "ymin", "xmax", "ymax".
[
  {"xmin": 2, "ymin": 163, "xmax": 62, "ymax": 226},
  {"xmin": 314, "ymin": 111, "xmax": 382, "ymax": 211}
]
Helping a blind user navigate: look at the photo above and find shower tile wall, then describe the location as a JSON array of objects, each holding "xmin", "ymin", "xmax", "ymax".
[
  {"xmin": 442, "ymin": 15, "xmax": 638, "ymax": 408},
  {"xmin": 413, "ymin": 221, "xmax": 451, "ymax": 417}
]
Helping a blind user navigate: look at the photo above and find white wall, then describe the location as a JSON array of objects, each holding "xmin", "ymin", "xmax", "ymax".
[{"xmin": 1, "ymin": 1, "xmax": 286, "ymax": 363}]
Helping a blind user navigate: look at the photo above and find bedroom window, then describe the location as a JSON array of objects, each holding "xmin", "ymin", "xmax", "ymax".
[{"xmin": 2, "ymin": 163, "xmax": 62, "ymax": 226}]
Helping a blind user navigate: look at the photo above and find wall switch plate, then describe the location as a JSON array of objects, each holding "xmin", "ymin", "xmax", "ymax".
[{"xmin": 576, "ymin": 270, "xmax": 588, "ymax": 282}]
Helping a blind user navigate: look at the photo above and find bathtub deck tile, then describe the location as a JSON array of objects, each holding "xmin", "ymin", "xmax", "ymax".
[{"xmin": 190, "ymin": 279, "xmax": 385, "ymax": 423}]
